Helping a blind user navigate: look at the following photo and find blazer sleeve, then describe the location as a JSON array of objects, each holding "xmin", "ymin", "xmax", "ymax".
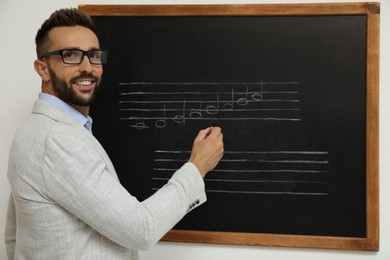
[
  {"xmin": 5, "ymin": 194, "xmax": 16, "ymax": 260},
  {"xmin": 42, "ymin": 130, "xmax": 206, "ymax": 250}
]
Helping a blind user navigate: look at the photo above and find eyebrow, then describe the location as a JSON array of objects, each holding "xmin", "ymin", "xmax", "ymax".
[{"xmin": 62, "ymin": 47, "xmax": 102, "ymax": 51}]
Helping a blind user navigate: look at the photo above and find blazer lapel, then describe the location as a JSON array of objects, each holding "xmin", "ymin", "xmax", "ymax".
[{"xmin": 32, "ymin": 100, "xmax": 120, "ymax": 182}]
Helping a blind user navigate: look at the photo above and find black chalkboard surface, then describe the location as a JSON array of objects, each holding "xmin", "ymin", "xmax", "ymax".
[{"xmin": 80, "ymin": 3, "xmax": 379, "ymax": 251}]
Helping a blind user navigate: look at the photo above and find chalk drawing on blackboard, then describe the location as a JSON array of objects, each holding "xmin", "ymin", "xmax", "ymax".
[
  {"xmin": 118, "ymin": 80, "xmax": 302, "ymax": 129},
  {"xmin": 131, "ymin": 104, "xmax": 149, "ymax": 130},
  {"xmin": 152, "ymin": 150, "xmax": 329, "ymax": 196},
  {"xmin": 155, "ymin": 104, "xmax": 167, "ymax": 128}
]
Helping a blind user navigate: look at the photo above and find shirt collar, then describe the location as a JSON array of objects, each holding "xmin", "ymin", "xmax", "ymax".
[{"xmin": 39, "ymin": 93, "xmax": 93, "ymax": 133}]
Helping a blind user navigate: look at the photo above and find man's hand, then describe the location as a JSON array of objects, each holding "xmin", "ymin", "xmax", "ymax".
[{"xmin": 188, "ymin": 127, "xmax": 224, "ymax": 178}]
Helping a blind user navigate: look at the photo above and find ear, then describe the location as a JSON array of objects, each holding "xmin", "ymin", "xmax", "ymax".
[{"xmin": 34, "ymin": 60, "xmax": 50, "ymax": 82}]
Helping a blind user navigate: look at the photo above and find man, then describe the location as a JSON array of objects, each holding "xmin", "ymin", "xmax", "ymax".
[{"xmin": 5, "ymin": 8, "xmax": 223, "ymax": 259}]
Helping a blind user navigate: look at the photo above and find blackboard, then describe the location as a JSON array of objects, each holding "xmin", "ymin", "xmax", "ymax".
[{"xmin": 79, "ymin": 3, "xmax": 379, "ymax": 251}]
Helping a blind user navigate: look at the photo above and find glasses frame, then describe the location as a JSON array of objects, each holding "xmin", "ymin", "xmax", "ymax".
[{"xmin": 39, "ymin": 48, "xmax": 109, "ymax": 65}]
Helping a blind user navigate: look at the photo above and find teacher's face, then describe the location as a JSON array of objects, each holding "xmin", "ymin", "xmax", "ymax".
[{"xmin": 42, "ymin": 25, "xmax": 103, "ymax": 107}]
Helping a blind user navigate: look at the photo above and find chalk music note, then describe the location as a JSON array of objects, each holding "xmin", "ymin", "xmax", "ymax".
[
  {"xmin": 251, "ymin": 79, "xmax": 264, "ymax": 101},
  {"xmin": 131, "ymin": 104, "xmax": 149, "ymax": 130},
  {"xmin": 205, "ymin": 94, "xmax": 219, "ymax": 115},
  {"xmin": 236, "ymin": 86, "xmax": 249, "ymax": 106},
  {"xmin": 223, "ymin": 89, "xmax": 234, "ymax": 110},
  {"xmin": 173, "ymin": 100, "xmax": 186, "ymax": 125},
  {"xmin": 190, "ymin": 100, "xmax": 203, "ymax": 119},
  {"xmin": 155, "ymin": 105, "xmax": 167, "ymax": 128}
]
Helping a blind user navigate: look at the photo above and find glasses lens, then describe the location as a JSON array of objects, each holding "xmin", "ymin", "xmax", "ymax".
[
  {"xmin": 62, "ymin": 50, "xmax": 83, "ymax": 64},
  {"xmin": 90, "ymin": 50, "xmax": 107, "ymax": 64}
]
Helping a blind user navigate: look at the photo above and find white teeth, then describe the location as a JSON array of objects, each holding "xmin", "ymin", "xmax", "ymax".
[{"xmin": 75, "ymin": 80, "xmax": 92, "ymax": 86}]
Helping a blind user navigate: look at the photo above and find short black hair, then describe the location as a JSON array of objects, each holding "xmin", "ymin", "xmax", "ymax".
[{"xmin": 35, "ymin": 8, "xmax": 95, "ymax": 58}]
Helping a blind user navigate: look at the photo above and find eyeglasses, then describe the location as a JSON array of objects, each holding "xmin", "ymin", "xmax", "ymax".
[{"xmin": 39, "ymin": 48, "xmax": 108, "ymax": 65}]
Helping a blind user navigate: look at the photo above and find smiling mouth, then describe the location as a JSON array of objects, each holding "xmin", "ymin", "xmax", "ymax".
[
  {"xmin": 73, "ymin": 80, "xmax": 95, "ymax": 91},
  {"xmin": 75, "ymin": 80, "xmax": 93, "ymax": 86}
]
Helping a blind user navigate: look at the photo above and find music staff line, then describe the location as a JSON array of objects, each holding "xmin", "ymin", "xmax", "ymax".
[
  {"xmin": 154, "ymin": 168, "xmax": 326, "ymax": 174},
  {"xmin": 120, "ymin": 104, "xmax": 302, "ymax": 127},
  {"xmin": 203, "ymin": 190, "xmax": 328, "ymax": 196},
  {"xmin": 122, "ymin": 117, "xmax": 300, "ymax": 122},
  {"xmin": 119, "ymin": 88, "xmax": 300, "ymax": 105},
  {"xmin": 150, "ymin": 187, "xmax": 327, "ymax": 196},
  {"xmin": 155, "ymin": 159, "xmax": 328, "ymax": 164},
  {"xmin": 119, "ymin": 90, "xmax": 299, "ymax": 96},
  {"xmin": 118, "ymin": 81, "xmax": 301, "ymax": 86},
  {"xmin": 119, "ymin": 88, "xmax": 300, "ymax": 104},
  {"xmin": 118, "ymin": 80, "xmax": 301, "ymax": 91},
  {"xmin": 155, "ymin": 150, "xmax": 328, "ymax": 155},
  {"xmin": 151, "ymin": 188, "xmax": 328, "ymax": 196},
  {"xmin": 154, "ymin": 150, "xmax": 328, "ymax": 171},
  {"xmin": 153, "ymin": 177, "xmax": 326, "ymax": 183},
  {"xmin": 119, "ymin": 99, "xmax": 300, "ymax": 104},
  {"xmin": 120, "ymin": 108, "xmax": 300, "ymax": 113},
  {"xmin": 119, "ymin": 102, "xmax": 301, "ymax": 124},
  {"xmin": 153, "ymin": 177, "xmax": 327, "ymax": 185},
  {"xmin": 152, "ymin": 149, "xmax": 329, "ymax": 196}
]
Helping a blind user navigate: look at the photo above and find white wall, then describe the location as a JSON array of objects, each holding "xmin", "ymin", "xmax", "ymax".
[{"xmin": 0, "ymin": 0, "xmax": 388, "ymax": 259}]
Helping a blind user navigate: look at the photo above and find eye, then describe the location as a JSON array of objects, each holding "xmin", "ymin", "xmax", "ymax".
[
  {"xmin": 63, "ymin": 50, "xmax": 81, "ymax": 60},
  {"xmin": 89, "ymin": 51, "xmax": 101, "ymax": 59}
]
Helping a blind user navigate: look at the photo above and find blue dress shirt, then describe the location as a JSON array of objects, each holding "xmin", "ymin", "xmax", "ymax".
[{"xmin": 39, "ymin": 93, "xmax": 93, "ymax": 134}]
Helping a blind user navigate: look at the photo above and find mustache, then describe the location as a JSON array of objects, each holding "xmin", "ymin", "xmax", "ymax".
[{"xmin": 71, "ymin": 73, "xmax": 100, "ymax": 83}]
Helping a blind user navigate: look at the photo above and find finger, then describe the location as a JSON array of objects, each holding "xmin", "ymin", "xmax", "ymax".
[
  {"xmin": 195, "ymin": 127, "xmax": 212, "ymax": 142},
  {"xmin": 208, "ymin": 126, "xmax": 222, "ymax": 138}
]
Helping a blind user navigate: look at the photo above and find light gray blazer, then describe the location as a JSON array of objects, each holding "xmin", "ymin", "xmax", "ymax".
[{"xmin": 5, "ymin": 100, "xmax": 206, "ymax": 260}]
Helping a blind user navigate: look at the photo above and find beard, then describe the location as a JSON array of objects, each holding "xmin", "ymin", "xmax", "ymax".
[{"xmin": 48, "ymin": 67, "xmax": 101, "ymax": 106}]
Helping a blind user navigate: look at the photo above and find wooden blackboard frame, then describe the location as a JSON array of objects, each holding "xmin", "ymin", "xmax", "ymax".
[{"xmin": 79, "ymin": 2, "xmax": 380, "ymax": 251}]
